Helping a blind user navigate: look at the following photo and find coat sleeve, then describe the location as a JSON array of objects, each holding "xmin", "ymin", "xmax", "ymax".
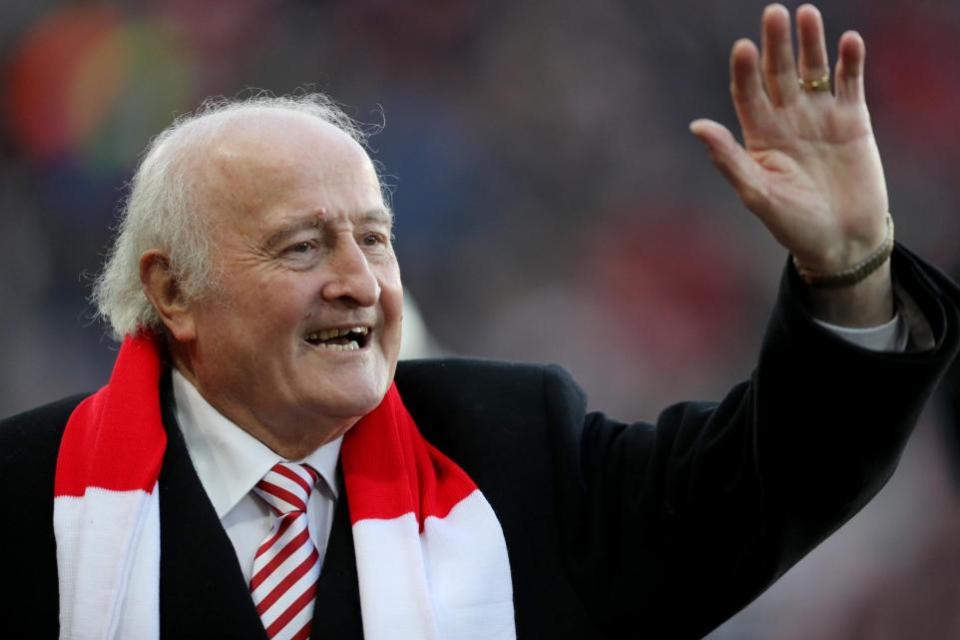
[{"xmin": 546, "ymin": 245, "xmax": 960, "ymax": 638}]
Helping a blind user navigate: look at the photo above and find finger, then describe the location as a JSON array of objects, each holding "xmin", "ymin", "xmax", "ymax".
[
  {"xmin": 796, "ymin": 4, "xmax": 832, "ymax": 96},
  {"xmin": 689, "ymin": 119, "xmax": 769, "ymax": 214},
  {"xmin": 730, "ymin": 39, "xmax": 774, "ymax": 139},
  {"xmin": 834, "ymin": 30, "xmax": 866, "ymax": 104},
  {"xmin": 761, "ymin": 4, "xmax": 800, "ymax": 106}
]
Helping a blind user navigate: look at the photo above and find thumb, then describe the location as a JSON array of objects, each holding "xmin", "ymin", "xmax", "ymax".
[{"xmin": 689, "ymin": 119, "xmax": 768, "ymax": 214}]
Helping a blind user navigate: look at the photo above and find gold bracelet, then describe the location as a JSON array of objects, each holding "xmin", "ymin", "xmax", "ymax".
[{"xmin": 792, "ymin": 214, "xmax": 895, "ymax": 289}]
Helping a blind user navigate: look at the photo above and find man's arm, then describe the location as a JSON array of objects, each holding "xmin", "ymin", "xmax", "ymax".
[
  {"xmin": 555, "ymin": 247, "xmax": 960, "ymax": 639},
  {"xmin": 690, "ymin": 4, "xmax": 893, "ymax": 327}
]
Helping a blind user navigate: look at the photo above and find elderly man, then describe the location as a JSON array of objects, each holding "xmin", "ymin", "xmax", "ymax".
[{"xmin": 2, "ymin": 4, "xmax": 959, "ymax": 640}]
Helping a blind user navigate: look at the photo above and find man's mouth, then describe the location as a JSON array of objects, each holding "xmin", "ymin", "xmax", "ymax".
[{"xmin": 304, "ymin": 326, "xmax": 371, "ymax": 351}]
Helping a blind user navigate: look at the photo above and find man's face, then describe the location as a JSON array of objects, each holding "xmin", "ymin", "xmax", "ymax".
[{"xmin": 177, "ymin": 111, "xmax": 402, "ymax": 439}]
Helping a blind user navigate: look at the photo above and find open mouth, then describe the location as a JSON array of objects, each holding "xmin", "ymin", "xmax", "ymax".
[{"xmin": 304, "ymin": 326, "xmax": 371, "ymax": 351}]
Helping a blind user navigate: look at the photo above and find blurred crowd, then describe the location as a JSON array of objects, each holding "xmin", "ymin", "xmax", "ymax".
[{"xmin": 1, "ymin": 0, "xmax": 959, "ymax": 637}]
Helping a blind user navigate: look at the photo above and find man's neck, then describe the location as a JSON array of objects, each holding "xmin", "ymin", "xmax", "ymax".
[{"xmin": 169, "ymin": 351, "xmax": 351, "ymax": 460}]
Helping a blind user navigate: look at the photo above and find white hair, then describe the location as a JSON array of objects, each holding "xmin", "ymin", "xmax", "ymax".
[{"xmin": 92, "ymin": 93, "xmax": 373, "ymax": 340}]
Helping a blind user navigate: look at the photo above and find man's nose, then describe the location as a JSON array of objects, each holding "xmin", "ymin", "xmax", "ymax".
[{"xmin": 320, "ymin": 237, "xmax": 380, "ymax": 306}]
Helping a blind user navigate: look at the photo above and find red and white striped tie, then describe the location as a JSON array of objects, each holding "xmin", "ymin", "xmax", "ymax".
[{"xmin": 250, "ymin": 462, "xmax": 322, "ymax": 640}]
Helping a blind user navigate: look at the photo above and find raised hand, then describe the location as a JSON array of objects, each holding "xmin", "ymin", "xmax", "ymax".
[{"xmin": 691, "ymin": 4, "xmax": 893, "ymax": 325}]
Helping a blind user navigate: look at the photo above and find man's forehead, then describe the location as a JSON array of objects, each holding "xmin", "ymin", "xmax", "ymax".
[
  {"xmin": 220, "ymin": 116, "xmax": 360, "ymax": 165},
  {"xmin": 190, "ymin": 109, "xmax": 382, "ymax": 216}
]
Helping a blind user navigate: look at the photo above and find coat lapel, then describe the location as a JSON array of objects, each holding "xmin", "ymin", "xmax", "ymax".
[
  {"xmin": 310, "ymin": 467, "xmax": 364, "ymax": 639},
  {"xmin": 158, "ymin": 387, "xmax": 268, "ymax": 640}
]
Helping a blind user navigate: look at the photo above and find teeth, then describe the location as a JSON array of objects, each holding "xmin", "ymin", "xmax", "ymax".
[
  {"xmin": 322, "ymin": 341, "xmax": 359, "ymax": 351},
  {"xmin": 304, "ymin": 326, "xmax": 369, "ymax": 342}
]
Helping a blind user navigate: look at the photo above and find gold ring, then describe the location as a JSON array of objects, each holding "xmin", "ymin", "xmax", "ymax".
[{"xmin": 798, "ymin": 72, "xmax": 831, "ymax": 92}]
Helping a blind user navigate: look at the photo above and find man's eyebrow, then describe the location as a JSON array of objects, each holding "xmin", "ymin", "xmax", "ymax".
[
  {"xmin": 262, "ymin": 208, "xmax": 394, "ymax": 249},
  {"xmin": 359, "ymin": 207, "xmax": 394, "ymax": 227},
  {"xmin": 263, "ymin": 216, "xmax": 322, "ymax": 250}
]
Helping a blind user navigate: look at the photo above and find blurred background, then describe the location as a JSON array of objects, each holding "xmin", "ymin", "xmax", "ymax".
[{"xmin": 2, "ymin": 0, "xmax": 959, "ymax": 637}]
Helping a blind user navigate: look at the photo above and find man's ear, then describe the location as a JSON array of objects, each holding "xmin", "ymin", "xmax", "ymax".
[{"xmin": 140, "ymin": 250, "xmax": 197, "ymax": 342}]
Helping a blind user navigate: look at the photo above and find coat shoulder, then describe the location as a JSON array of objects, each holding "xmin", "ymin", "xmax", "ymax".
[
  {"xmin": 0, "ymin": 394, "xmax": 89, "ymax": 472},
  {"xmin": 396, "ymin": 356, "xmax": 554, "ymax": 383},
  {"xmin": 0, "ymin": 395, "xmax": 88, "ymax": 637},
  {"xmin": 395, "ymin": 357, "xmax": 584, "ymax": 409},
  {"xmin": 392, "ymin": 358, "xmax": 589, "ymax": 483}
]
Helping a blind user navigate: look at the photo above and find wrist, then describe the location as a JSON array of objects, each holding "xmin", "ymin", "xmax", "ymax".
[
  {"xmin": 803, "ymin": 258, "xmax": 895, "ymax": 328},
  {"xmin": 792, "ymin": 214, "xmax": 894, "ymax": 289}
]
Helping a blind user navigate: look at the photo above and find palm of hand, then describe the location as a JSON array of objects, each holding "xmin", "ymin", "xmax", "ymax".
[{"xmin": 692, "ymin": 5, "xmax": 889, "ymax": 273}]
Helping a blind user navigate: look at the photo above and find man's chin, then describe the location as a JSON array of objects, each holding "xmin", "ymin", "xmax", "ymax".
[{"xmin": 305, "ymin": 379, "xmax": 390, "ymax": 422}]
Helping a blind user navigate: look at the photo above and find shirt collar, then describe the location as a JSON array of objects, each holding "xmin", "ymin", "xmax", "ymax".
[{"xmin": 171, "ymin": 369, "xmax": 342, "ymax": 519}]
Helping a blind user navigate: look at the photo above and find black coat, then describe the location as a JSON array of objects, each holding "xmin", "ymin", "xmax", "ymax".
[{"xmin": 3, "ymin": 248, "xmax": 959, "ymax": 639}]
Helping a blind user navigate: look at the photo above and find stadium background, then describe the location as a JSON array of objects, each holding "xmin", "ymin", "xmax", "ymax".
[{"xmin": 2, "ymin": 0, "xmax": 959, "ymax": 636}]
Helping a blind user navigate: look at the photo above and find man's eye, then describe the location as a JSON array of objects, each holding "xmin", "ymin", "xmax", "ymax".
[
  {"xmin": 287, "ymin": 241, "xmax": 315, "ymax": 254},
  {"xmin": 362, "ymin": 233, "xmax": 385, "ymax": 246}
]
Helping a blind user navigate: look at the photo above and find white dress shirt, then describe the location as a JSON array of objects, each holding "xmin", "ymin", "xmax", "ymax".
[{"xmin": 172, "ymin": 369, "xmax": 342, "ymax": 583}]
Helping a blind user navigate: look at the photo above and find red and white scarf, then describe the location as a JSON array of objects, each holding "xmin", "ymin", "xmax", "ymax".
[{"xmin": 54, "ymin": 334, "xmax": 515, "ymax": 639}]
